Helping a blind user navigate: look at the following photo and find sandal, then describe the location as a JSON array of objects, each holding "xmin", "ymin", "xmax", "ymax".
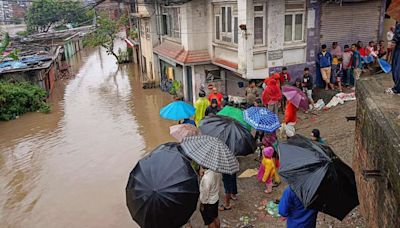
[
  {"xmin": 231, "ymin": 195, "xmax": 238, "ymax": 201},
  {"xmin": 219, "ymin": 205, "xmax": 232, "ymax": 211}
]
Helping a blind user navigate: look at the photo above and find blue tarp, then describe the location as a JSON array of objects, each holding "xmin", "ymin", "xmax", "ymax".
[{"xmin": 0, "ymin": 55, "xmax": 52, "ymax": 71}]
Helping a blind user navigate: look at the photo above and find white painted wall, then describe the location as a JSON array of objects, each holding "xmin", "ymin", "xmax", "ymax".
[{"xmin": 181, "ymin": 0, "xmax": 208, "ymax": 51}]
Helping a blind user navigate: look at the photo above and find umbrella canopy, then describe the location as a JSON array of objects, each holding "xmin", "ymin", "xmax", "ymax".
[
  {"xmin": 282, "ymin": 86, "xmax": 309, "ymax": 110},
  {"xmin": 160, "ymin": 101, "xmax": 195, "ymax": 121},
  {"xmin": 199, "ymin": 115, "xmax": 256, "ymax": 156},
  {"xmin": 278, "ymin": 135, "xmax": 359, "ymax": 221},
  {"xmin": 388, "ymin": 0, "xmax": 400, "ymax": 21},
  {"xmin": 169, "ymin": 124, "xmax": 199, "ymax": 142},
  {"xmin": 217, "ymin": 106, "xmax": 252, "ymax": 131},
  {"xmin": 243, "ymin": 107, "xmax": 281, "ymax": 133},
  {"xmin": 126, "ymin": 143, "xmax": 199, "ymax": 228},
  {"xmin": 181, "ymin": 135, "xmax": 239, "ymax": 174},
  {"xmin": 378, "ymin": 59, "xmax": 392, "ymax": 73}
]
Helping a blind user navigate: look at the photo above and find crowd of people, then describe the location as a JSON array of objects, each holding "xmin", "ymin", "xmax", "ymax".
[
  {"xmin": 185, "ymin": 81, "xmax": 328, "ymax": 227},
  {"xmin": 184, "ymin": 26, "xmax": 400, "ymax": 227}
]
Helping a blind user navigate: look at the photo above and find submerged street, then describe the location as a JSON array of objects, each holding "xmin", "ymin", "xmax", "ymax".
[{"xmin": 0, "ymin": 44, "xmax": 173, "ymax": 227}]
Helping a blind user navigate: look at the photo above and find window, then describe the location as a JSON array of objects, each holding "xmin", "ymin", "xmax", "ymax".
[
  {"xmin": 284, "ymin": 13, "xmax": 304, "ymax": 42},
  {"xmin": 214, "ymin": 4, "xmax": 237, "ymax": 45},
  {"xmin": 254, "ymin": 4, "xmax": 265, "ymax": 45},
  {"xmin": 215, "ymin": 16, "xmax": 220, "ymax": 40},
  {"xmin": 233, "ymin": 17, "xmax": 238, "ymax": 44},
  {"xmin": 284, "ymin": 1, "xmax": 305, "ymax": 43},
  {"xmin": 162, "ymin": 7, "xmax": 181, "ymax": 39}
]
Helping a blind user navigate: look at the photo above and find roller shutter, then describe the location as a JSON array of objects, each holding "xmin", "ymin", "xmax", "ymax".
[{"xmin": 320, "ymin": 0, "xmax": 382, "ymax": 47}]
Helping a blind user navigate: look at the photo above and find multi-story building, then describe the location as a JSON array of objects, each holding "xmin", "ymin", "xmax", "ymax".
[
  {"xmin": 134, "ymin": 0, "xmax": 386, "ymax": 102},
  {"xmin": 0, "ymin": 0, "xmax": 30, "ymax": 25}
]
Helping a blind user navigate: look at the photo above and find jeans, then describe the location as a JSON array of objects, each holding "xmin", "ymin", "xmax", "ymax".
[{"xmin": 344, "ymin": 68, "xmax": 354, "ymax": 86}]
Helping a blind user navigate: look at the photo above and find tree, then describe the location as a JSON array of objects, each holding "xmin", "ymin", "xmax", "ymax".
[
  {"xmin": 26, "ymin": 0, "xmax": 92, "ymax": 33},
  {"xmin": 84, "ymin": 14, "xmax": 128, "ymax": 63},
  {"xmin": 0, "ymin": 33, "xmax": 19, "ymax": 61}
]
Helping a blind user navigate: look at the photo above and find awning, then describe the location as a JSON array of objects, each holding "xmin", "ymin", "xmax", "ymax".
[{"xmin": 154, "ymin": 41, "xmax": 210, "ymax": 65}]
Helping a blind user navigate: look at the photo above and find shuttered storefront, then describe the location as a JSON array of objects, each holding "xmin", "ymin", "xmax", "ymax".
[{"xmin": 320, "ymin": 0, "xmax": 382, "ymax": 47}]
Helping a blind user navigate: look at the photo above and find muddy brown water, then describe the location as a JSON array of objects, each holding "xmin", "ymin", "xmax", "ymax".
[{"xmin": 0, "ymin": 44, "xmax": 175, "ymax": 227}]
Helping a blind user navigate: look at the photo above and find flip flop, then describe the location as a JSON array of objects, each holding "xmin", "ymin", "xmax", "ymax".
[{"xmin": 218, "ymin": 205, "xmax": 232, "ymax": 211}]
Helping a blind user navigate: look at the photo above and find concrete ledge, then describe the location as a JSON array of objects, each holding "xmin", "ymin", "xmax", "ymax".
[{"xmin": 354, "ymin": 73, "xmax": 400, "ymax": 227}]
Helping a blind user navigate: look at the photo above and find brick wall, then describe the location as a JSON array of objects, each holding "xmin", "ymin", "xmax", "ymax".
[{"xmin": 354, "ymin": 75, "xmax": 400, "ymax": 227}]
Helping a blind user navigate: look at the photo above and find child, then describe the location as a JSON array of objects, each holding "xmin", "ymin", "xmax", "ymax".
[
  {"xmin": 311, "ymin": 129, "xmax": 325, "ymax": 144},
  {"xmin": 334, "ymin": 60, "xmax": 343, "ymax": 92},
  {"xmin": 257, "ymin": 147, "xmax": 280, "ymax": 194},
  {"xmin": 293, "ymin": 78, "xmax": 303, "ymax": 90}
]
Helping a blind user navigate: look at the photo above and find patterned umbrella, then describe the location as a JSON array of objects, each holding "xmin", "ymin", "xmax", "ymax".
[
  {"xmin": 282, "ymin": 86, "xmax": 309, "ymax": 110},
  {"xmin": 169, "ymin": 124, "xmax": 199, "ymax": 142},
  {"xmin": 217, "ymin": 106, "xmax": 252, "ymax": 131},
  {"xmin": 181, "ymin": 135, "xmax": 239, "ymax": 174},
  {"xmin": 160, "ymin": 101, "xmax": 195, "ymax": 121},
  {"xmin": 243, "ymin": 107, "xmax": 281, "ymax": 133}
]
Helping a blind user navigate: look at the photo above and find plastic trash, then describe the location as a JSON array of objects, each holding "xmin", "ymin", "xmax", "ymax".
[
  {"xmin": 313, "ymin": 99, "xmax": 325, "ymax": 110},
  {"xmin": 378, "ymin": 59, "xmax": 392, "ymax": 73},
  {"xmin": 266, "ymin": 201, "xmax": 280, "ymax": 218}
]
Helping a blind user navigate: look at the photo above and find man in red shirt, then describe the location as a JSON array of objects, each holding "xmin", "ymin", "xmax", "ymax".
[
  {"xmin": 279, "ymin": 67, "xmax": 291, "ymax": 86},
  {"xmin": 208, "ymin": 87, "xmax": 223, "ymax": 107}
]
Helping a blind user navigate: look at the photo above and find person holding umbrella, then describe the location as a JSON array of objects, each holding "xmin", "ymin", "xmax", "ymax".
[
  {"xmin": 199, "ymin": 166, "xmax": 222, "ymax": 228},
  {"xmin": 278, "ymin": 186, "xmax": 318, "ymax": 228},
  {"xmin": 194, "ymin": 90, "xmax": 210, "ymax": 126}
]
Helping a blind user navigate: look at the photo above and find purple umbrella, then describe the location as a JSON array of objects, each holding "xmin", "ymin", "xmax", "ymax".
[{"xmin": 282, "ymin": 86, "xmax": 309, "ymax": 110}]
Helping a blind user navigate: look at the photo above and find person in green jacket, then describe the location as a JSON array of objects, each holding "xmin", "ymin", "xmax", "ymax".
[{"xmin": 194, "ymin": 90, "xmax": 210, "ymax": 126}]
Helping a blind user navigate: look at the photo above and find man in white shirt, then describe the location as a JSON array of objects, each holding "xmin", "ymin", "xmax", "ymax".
[{"xmin": 199, "ymin": 167, "xmax": 221, "ymax": 228}]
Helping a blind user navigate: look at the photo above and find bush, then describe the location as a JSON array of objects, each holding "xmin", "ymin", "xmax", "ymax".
[{"xmin": 0, "ymin": 81, "xmax": 51, "ymax": 120}]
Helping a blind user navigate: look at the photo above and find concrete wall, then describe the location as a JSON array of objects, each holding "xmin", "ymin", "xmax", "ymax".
[
  {"xmin": 354, "ymin": 74, "xmax": 400, "ymax": 227},
  {"xmin": 181, "ymin": 0, "xmax": 208, "ymax": 51}
]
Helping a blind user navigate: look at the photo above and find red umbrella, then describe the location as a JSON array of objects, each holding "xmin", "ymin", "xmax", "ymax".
[
  {"xmin": 388, "ymin": 0, "xmax": 400, "ymax": 21},
  {"xmin": 282, "ymin": 86, "xmax": 309, "ymax": 110}
]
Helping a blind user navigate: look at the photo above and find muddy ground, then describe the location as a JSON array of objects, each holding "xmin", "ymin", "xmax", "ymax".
[{"xmin": 189, "ymin": 94, "xmax": 365, "ymax": 228}]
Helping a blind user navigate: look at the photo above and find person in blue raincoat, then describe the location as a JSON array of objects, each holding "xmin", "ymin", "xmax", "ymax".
[{"xmin": 278, "ymin": 187, "xmax": 318, "ymax": 228}]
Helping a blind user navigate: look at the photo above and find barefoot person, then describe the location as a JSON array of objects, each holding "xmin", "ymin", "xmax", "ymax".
[
  {"xmin": 199, "ymin": 167, "xmax": 221, "ymax": 228},
  {"xmin": 317, "ymin": 44, "xmax": 334, "ymax": 90}
]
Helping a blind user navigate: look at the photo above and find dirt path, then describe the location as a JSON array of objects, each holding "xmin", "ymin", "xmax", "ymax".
[{"xmin": 190, "ymin": 100, "xmax": 365, "ymax": 228}]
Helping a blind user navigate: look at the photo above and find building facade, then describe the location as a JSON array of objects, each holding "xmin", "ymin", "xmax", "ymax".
[{"xmin": 135, "ymin": 0, "xmax": 386, "ymax": 102}]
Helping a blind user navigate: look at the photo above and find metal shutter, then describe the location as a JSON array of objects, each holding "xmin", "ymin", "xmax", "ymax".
[{"xmin": 320, "ymin": 0, "xmax": 382, "ymax": 47}]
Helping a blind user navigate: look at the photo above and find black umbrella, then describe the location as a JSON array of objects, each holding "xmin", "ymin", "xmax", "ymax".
[
  {"xmin": 199, "ymin": 115, "xmax": 256, "ymax": 156},
  {"xmin": 278, "ymin": 135, "xmax": 359, "ymax": 221},
  {"xmin": 126, "ymin": 143, "xmax": 199, "ymax": 228}
]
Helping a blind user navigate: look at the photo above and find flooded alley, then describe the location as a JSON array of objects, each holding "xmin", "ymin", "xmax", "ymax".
[{"xmin": 0, "ymin": 43, "xmax": 174, "ymax": 227}]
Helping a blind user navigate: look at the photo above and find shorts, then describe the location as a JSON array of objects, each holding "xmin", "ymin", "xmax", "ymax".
[
  {"xmin": 222, "ymin": 173, "xmax": 238, "ymax": 194},
  {"xmin": 200, "ymin": 201, "xmax": 219, "ymax": 225},
  {"xmin": 353, "ymin": 68, "xmax": 362, "ymax": 80},
  {"xmin": 320, "ymin": 67, "xmax": 331, "ymax": 81},
  {"xmin": 305, "ymin": 89, "xmax": 313, "ymax": 101}
]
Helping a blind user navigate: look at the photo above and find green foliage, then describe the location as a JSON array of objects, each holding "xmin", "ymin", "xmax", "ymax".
[
  {"xmin": 129, "ymin": 28, "xmax": 138, "ymax": 39},
  {"xmin": 169, "ymin": 80, "xmax": 182, "ymax": 95},
  {"xmin": 0, "ymin": 81, "xmax": 51, "ymax": 121},
  {"xmin": 16, "ymin": 30, "xmax": 29, "ymax": 37},
  {"xmin": 26, "ymin": 0, "xmax": 92, "ymax": 33},
  {"xmin": 0, "ymin": 33, "xmax": 19, "ymax": 61},
  {"xmin": 84, "ymin": 14, "xmax": 128, "ymax": 63}
]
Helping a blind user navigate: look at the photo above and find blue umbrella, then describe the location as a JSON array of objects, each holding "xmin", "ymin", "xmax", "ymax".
[
  {"xmin": 243, "ymin": 107, "xmax": 281, "ymax": 133},
  {"xmin": 160, "ymin": 101, "xmax": 195, "ymax": 121}
]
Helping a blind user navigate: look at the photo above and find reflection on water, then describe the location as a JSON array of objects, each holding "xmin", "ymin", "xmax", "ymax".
[{"xmin": 0, "ymin": 42, "xmax": 174, "ymax": 227}]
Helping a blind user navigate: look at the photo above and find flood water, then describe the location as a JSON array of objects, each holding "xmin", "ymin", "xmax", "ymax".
[{"xmin": 0, "ymin": 42, "xmax": 174, "ymax": 227}]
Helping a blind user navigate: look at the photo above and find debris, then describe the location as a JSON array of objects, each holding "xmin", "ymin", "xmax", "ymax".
[{"xmin": 238, "ymin": 168, "xmax": 258, "ymax": 178}]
